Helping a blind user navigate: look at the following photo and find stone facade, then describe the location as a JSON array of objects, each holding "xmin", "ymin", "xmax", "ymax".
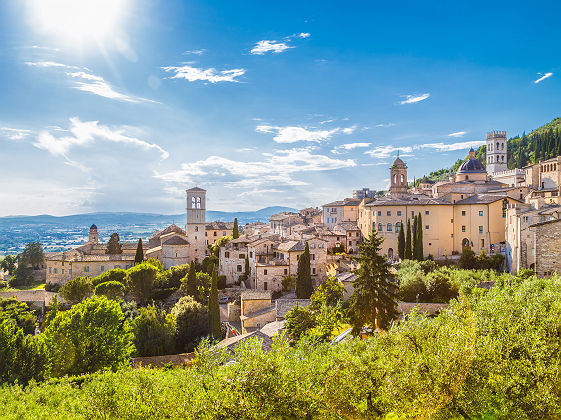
[{"xmin": 530, "ymin": 218, "xmax": 561, "ymax": 276}]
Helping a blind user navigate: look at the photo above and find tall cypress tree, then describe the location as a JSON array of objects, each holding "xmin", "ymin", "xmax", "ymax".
[
  {"xmin": 185, "ymin": 261, "xmax": 198, "ymax": 298},
  {"xmin": 415, "ymin": 212, "xmax": 424, "ymax": 261},
  {"xmin": 232, "ymin": 218, "xmax": 239, "ymax": 239},
  {"xmin": 405, "ymin": 219, "xmax": 412, "ymax": 260},
  {"xmin": 134, "ymin": 238, "xmax": 144, "ymax": 265},
  {"xmin": 209, "ymin": 265, "xmax": 222, "ymax": 339},
  {"xmin": 397, "ymin": 220, "xmax": 405, "ymax": 260},
  {"xmin": 295, "ymin": 242, "xmax": 313, "ymax": 299},
  {"xmin": 412, "ymin": 215, "xmax": 418, "ymax": 258},
  {"xmin": 349, "ymin": 232, "xmax": 398, "ymax": 333}
]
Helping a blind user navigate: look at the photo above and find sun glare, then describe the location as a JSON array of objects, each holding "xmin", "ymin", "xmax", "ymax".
[{"xmin": 30, "ymin": 0, "xmax": 128, "ymax": 43}]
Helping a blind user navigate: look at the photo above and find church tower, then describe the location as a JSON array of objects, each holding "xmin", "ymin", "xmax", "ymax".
[
  {"xmin": 486, "ymin": 131, "xmax": 507, "ymax": 174},
  {"xmin": 186, "ymin": 187, "xmax": 206, "ymax": 262},
  {"xmin": 390, "ymin": 155, "xmax": 408, "ymax": 198},
  {"xmin": 88, "ymin": 224, "xmax": 99, "ymax": 244}
]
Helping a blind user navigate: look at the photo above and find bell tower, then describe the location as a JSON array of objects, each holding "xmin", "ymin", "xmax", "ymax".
[
  {"xmin": 486, "ymin": 131, "xmax": 507, "ymax": 174},
  {"xmin": 88, "ymin": 224, "xmax": 99, "ymax": 244},
  {"xmin": 186, "ymin": 187, "xmax": 207, "ymax": 262},
  {"xmin": 390, "ymin": 155, "xmax": 408, "ymax": 198}
]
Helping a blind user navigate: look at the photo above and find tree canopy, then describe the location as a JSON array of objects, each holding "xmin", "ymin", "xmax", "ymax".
[{"xmin": 105, "ymin": 233, "xmax": 123, "ymax": 255}]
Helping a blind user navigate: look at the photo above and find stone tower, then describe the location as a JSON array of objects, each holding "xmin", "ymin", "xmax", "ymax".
[
  {"xmin": 88, "ymin": 224, "xmax": 99, "ymax": 244},
  {"xmin": 186, "ymin": 187, "xmax": 207, "ymax": 262},
  {"xmin": 390, "ymin": 156, "xmax": 408, "ymax": 198},
  {"xmin": 486, "ymin": 131, "xmax": 507, "ymax": 174}
]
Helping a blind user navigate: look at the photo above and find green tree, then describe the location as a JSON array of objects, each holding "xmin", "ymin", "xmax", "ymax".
[
  {"xmin": 282, "ymin": 275, "xmax": 296, "ymax": 292},
  {"xmin": 211, "ymin": 235, "xmax": 232, "ymax": 257},
  {"xmin": 310, "ymin": 277, "xmax": 344, "ymax": 310},
  {"xmin": 22, "ymin": 242, "xmax": 45, "ymax": 270},
  {"xmin": 405, "ymin": 219, "xmax": 412, "ymax": 260},
  {"xmin": 134, "ymin": 238, "xmax": 144, "ymax": 265},
  {"xmin": 415, "ymin": 212, "xmax": 424, "ymax": 260},
  {"xmin": 0, "ymin": 255, "xmax": 17, "ymax": 276},
  {"xmin": 284, "ymin": 305, "xmax": 316, "ymax": 340},
  {"xmin": 295, "ymin": 242, "xmax": 313, "ymax": 299},
  {"xmin": 58, "ymin": 276, "xmax": 93, "ymax": 305},
  {"xmin": 43, "ymin": 296, "xmax": 134, "ymax": 377},
  {"xmin": 130, "ymin": 304, "xmax": 176, "ymax": 357},
  {"xmin": 201, "ymin": 255, "xmax": 218, "ymax": 274},
  {"xmin": 208, "ymin": 265, "xmax": 221, "ymax": 340},
  {"xmin": 105, "ymin": 233, "xmax": 123, "ymax": 255},
  {"xmin": 126, "ymin": 263, "xmax": 157, "ymax": 303},
  {"xmin": 349, "ymin": 232, "xmax": 398, "ymax": 333},
  {"xmin": 181, "ymin": 262, "xmax": 198, "ymax": 298},
  {"xmin": 92, "ymin": 268, "xmax": 127, "ymax": 287},
  {"xmin": 397, "ymin": 220, "xmax": 405, "ymax": 260},
  {"xmin": 459, "ymin": 246, "xmax": 477, "ymax": 269},
  {"xmin": 171, "ymin": 296, "xmax": 209, "ymax": 351},
  {"xmin": 0, "ymin": 319, "xmax": 46, "ymax": 384},
  {"xmin": 0, "ymin": 298, "xmax": 37, "ymax": 335},
  {"xmin": 196, "ymin": 272, "xmax": 212, "ymax": 302},
  {"xmin": 232, "ymin": 218, "xmax": 239, "ymax": 239},
  {"xmin": 412, "ymin": 214, "xmax": 417, "ymax": 258},
  {"xmin": 165, "ymin": 263, "xmax": 190, "ymax": 289},
  {"xmin": 94, "ymin": 281, "xmax": 125, "ymax": 300},
  {"xmin": 245, "ymin": 256, "xmax": 250, "ymax": 276}
]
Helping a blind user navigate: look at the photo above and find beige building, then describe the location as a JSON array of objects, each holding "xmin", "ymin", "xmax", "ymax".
[
  {"xmin": 239, "ymin": 290, "xmax": 275, "ymax": 334},
  {"xmin": 322, "ymin": 198, "xmax": 361, "ymax": 229},
  {"xmin": 205, "ymin": 221, "xmax": 234, "ymax": 246},
  {"xmin": 269, "ymin": 212, "xmax": 305, "ymax": 236}
]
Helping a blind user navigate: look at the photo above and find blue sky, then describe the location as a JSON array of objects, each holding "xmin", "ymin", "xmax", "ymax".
[{"xmin": 0, "ymin": 0, "xmax": 559, "ymax": 216}]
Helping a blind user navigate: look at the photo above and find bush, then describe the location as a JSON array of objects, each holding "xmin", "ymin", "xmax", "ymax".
[
  {"xmin": 130, "ymin": 304, "xmax": 176, "ymax": 357},
  {"xmin": 44, "ymin": 282, "xmax": 61, "ymax": 292},
  {"xmin": 284, "ymin": 305, "xmax": 316, "ymax": 340},
  {"xmin": 43, "ymin": 296, "xmax": 134, "ymax": 377},
  {"xmin": 165, "ymin": 264, "xmax": 190, "ymax": 289},
  {"xmin": 0, "ymin": 298, "xmax": 38, "ymax": 335},
  {"xmin": 58, "ymin": 276, "xmax": 93, "ymax": 305},
  {"xmin": 92, "ymin": 268, "xmax": 127, "ymax": 287},
  {"xmin": 94, "ymin": 281, "xmax": 125, "ymax": 300},
  {"xmin": 0, "ymin": 280, "xmax": 7, "ymax": 289},
  {"xmin": 459, "ymin": 246, "xmax": 477, "ymax": 269},
  {"xmin": 282, "ymin": 275, "xmax": 296, "ymax": 292},
  {"xmin": 202, "ymin": 255, "xmax": 218, "ymax": 274},
  {"xmin": 271, "ymin": 290, "xmax": 283, "ymax": 300},
  {"xmin": 126, "ymin": 263, "xmax": 158, "ymax": 303},
  {"xmin": 423, "ymin": 271, "xmax": 459, "ymax": 303},
  {"xmin": 171, "ymin": 296, "xmax": 209, "ymax": 352},
  {"xmin": 152, "ymin": 288, "xmax": 176, "ymax": 301}
]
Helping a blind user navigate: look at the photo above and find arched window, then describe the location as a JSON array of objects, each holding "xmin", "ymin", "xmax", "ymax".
[
  {"xmin": 400, "ymin": 174, "xmax": 404, "ymax": 183},
  {"xmin": 191, "ymin": 197, "xmax": 196, "ymax": 208},
  {"xmin": 393, "ymin": 174, "xmax": 397, "ymax": 184},
  {"xmin": 501, "ymin": 155, "xmax": 504, "ymax": 162},
  {"xmin": 387, "ymin": 223, "xmax": 392, "ymax": 231},
  {"xmin": 496, "ymin": 142, "xmax": 499, "ymax": 149},
  {"xmin": 196, "ymin": 197, "xmax": 201, "ymax": 209},
  {"xmin": 378, "ymin": 223, "xmax": 383, "ymax": 231}
]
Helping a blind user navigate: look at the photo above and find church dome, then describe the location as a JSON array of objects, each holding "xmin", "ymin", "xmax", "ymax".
[
  {"xmin": 90, "ymin": 224, "xmax": 98, "ymax": 230},
  {"xmin": 391, "ymin": 156, "xmax": 406, "ymax": 168},
  {"xmin": 456, "ymin": 158, "xmax": 486, "ymax": 174}
]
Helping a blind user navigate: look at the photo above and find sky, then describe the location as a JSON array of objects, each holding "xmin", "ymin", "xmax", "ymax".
[{"xmin": 0, "ymin": 0, "xmax": 559, "ymax": 216}]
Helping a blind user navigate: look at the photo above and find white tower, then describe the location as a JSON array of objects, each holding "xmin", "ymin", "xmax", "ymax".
[
  {"xmin": 486, "ymin": 131, "xmax": 507, "ymax": 174},
  {"xmin": 186, "ymin": 187, "xmax": 207, "ymax": 262}
]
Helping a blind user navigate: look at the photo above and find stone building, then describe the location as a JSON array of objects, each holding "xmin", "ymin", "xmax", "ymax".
[
  {"xmin": 486, "ymin": 131, "xmax": 508, "ymax": 174},
  {"xmin": 322, "ymin": 198, "xmax": 361, "ymax": 229},
  {"xmin": 205, "ymin": 221, "xmax": 234, "ymax": 246},
  {"xmin": 529, "ymin": 218, "xmax": 561, "ymax": 277},
  {"xmin": 239, "ymin": 290, "xmax": 275, "ymax": 334},
  {"xmin": 269, "ymin": 212, "xmax": 305, "ymax": 236}
]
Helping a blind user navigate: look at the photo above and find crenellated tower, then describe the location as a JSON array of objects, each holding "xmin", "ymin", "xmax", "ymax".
[{"xmin": 486, "ymin": 131, "xmax": 507, "ymax": 174}]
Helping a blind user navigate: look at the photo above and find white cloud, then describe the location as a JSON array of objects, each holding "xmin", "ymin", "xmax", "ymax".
[
  {"xmin": 534, "ymin": 72, "xmax": 553, "ymax": 84},
  {"xmin": 0, "ymin": 127, "xmax": 32, "ymax": 141},
  {"xmin": 332, "ymin": 142, "xmax": 372, "ymax": 154},
  {"xmin": 161, "ymin": 65, "xmax": 246, "ymax": 83},
  {"xmin": 298, "ymin": 33, "xmax": 311, "ymax": 38},
  {"xmin": 155, "ymin": 148, "xmax": 356, "ymax": 188},
  {"xmin": 33, "ymin": 118, "xmax": 169, "ymax": 167},
  {"xmin": 365, "ymin": 145, "xmax": 413, "ymax": 159},
  {"xmin": 448, "ymin": 131, "xmax": 466, "ymax": 138},
  {"xmin": 256, "ymin": 124, "xmax": 354, "ymax": 143},
  {"xmin": 376, "ymin": 122, "xmax": 396, "ymax": 128},
  {"xmin": 25, "ymin": 61, "xmax": 80, "ymax": 69},
  {"xmin": 418, "ymin": 140, "xmax": 485, "ymax": 152},
  {"xmin": 183, "ymin": 49, "xmax": 206, "ymax": 55},
  {"xmin": 400, "ymin": 93, "xmax": 430, "ymax": 104},
  {"xmin": 250, "ymin": 40, "xmax": 293, "ymax": 55}
]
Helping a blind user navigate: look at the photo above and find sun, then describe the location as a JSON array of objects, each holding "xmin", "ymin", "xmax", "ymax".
[{"xmin": 29, "ymin": 0, "xmax": 128, "ymax": 43}]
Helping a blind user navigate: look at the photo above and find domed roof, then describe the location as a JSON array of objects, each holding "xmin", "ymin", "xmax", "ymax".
[
  {"xmin": 391, "ymin": 156, "xmax": 406, "ymax": 168},
  {"xmin": 456, "ymin": 158, "xmax": 486, "ymax": 174},
  {"xmin": 90, "ymin": 224, "xmax": 98, "ymax": 230}
]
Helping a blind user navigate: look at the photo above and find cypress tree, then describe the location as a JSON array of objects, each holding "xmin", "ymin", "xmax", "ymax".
[
  {"xmin": 349, "ymin": 232, "xmax": 398, "ymax": 333},
  {"xmin": 405, "ymin": 219, "xmax": 412, "ymax": 260},
  {"xmin": 209, "ymin": 265, "xmax": 222, "ymax": 339},
  {"xmin": 415, "ymin": 212, "xmax": 424, "ymax": 260},
  {"xmin": 185, "ymin": 261, "xmax": 198, "ymax": 298},
  {"xmin": 105, "ymin": 233, "xmax": 122, "ymax": 255},
  {"xmin": 232, "ymin": 218, "xmax": 239, "ymax": 239},
  {"xmin": 244, "ymin": 256, "xmax": 250, "ymax": 275},
  {"xmin": 134, "ymin": 238, "xmax": 144, "ymax": 265},
  {"xmin": 295, "ymin": 242, "xmax": 313, "ymax": 299},
  {"xmin": 412, "ymin": 215, "xmax": 417, "ymax": 257},
  {"xmin": 397, "ymin": 220, "xmax": 405, "ymax": 260}
]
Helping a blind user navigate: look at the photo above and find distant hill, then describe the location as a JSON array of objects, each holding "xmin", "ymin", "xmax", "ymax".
[
  {"xmin": 0, "ymin": 206, "xmax": 298, "ymax": 228},
  {"xmin": 413, "ymin": 116, "xmax": 561, "ymax": 186}
]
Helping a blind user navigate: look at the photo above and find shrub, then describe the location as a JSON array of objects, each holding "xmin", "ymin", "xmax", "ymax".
[
  {"xmin": 43, "ymin": 296, "xmax": 134, "ymax": 377},
  {"xmin": 165, "ymin": 264, "xmax": 190, "ymax": 289},
  {"xmin": 423, "ymin": 271, "xmax": 459, "ymax": 303},
  {"xmin": 271, "ymin": 290, "xmax": 283, "ymax": 300},
  {"xmin": 44, "ymin": 282, "xmax": 61, "ymax": 292},
  {"xmin": 459, "ymin": 246, "xmax": 477, "ymax": 269},
  {"xmin": 0, "ymin": 280, "xmax": 7, "ymax": 289},
  {"xmin": 310, "ymin": 277, "xmax": 344, "ymax": 309},
  {"xmin": 282, "ymin": 275, "xmax": 296, "ymax": 292},
  {"xmin": 58, "ymin": 276, "xmax": 93, "ymax": 305},
  {"xmin": 130, "ymin": 304, "xmax": 176, "ymax": 357},
  {"xmin": 126, "ymin": 263, "xmax": 158, "ymax": 303},
  {"xmin": 0, "ymin": 298, "xmax": 38, "ymax": 335},
  {"xmin": 92, "ymin": 268, "xmax": 127, "ymax": 287},
  {"xmin": 171, "ymin": 296, "xmax": 209, "ymax": 352},
  {"xmin": 284, "ymin": 305, "xmax": 316, "ymax": 340},
  {"xmin": 152, "ymin": 288, "xmax": 176, "ymax": 301},
  {"xmin": 217, "ymin": 275, "xmax": 226, "ymax": 290},
  {"xmin": 94, "ymin": 281, "xmax": 125, "ymax": 300}
]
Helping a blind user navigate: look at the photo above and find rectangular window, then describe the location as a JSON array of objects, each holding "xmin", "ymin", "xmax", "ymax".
[
  {"xmin": 237, "ymin": 265, "xmax": 242, "ymax": 272},
  {"xmin": 101, "ymin": 265, "xmax": 105, "ymax": 272},
  {"xmin": 411, "ymin": 211, "xmax": 414, "ymax": 218},
  {"xmin": 239, "ymin": 254, "xmax": 245, "ymax": 259},
  {"xmin": 523, "ymin": 216, "xmax": 528, "ymax": 223},
  {"xmin": 479, "ymin": 226, "xmax": 483, "ymax": 234},
  {"xmin": 397, "ymin": 211, "xmax": 402, "ymax": 216},
  {"xmin": 263, "ymin": 282, "xmax": 267, "ymax": 291},
  {"xmin": 462, "ymin": 211, "xmax": 466, "ymax": 216},
  {"xmin": 284, "ymin": 269, "xmax": 288, "ymax": 275},
  {"xmin": 387, "ymin": 211, "xmax": 391, "ymax": 216},
  {"xmin": 378, "ymin": 211, "xmax": 382, "ymax": 216},
  {"xmin": 264, "ymin": 270, "xmax": 268, "ymax": 275},
  {"xmin": 69, "ymin": 269, "xmax": 72, "ymax": 275},
  {"xmin": 225, "ymin": 252, "xmax": 230, "ymax": 258},
  {"xmin": 61, "ymin": 269, "xmax": 64, "ymax": 274},
  {"xmin": 54, "ymin": 268, "xmax": 57, "ymax": 274},
  {"xmin": 49, "ymin": 267, "xmax": 52, "ymax": 274},
  {"xmin": 425, "ymin": 211, "xmax": 429, "ymax": 215},
  {"xmin": 481, "ymin": 239, "xmax": 485, "ymax": 247},
  {"xmin": 214, "ymin": 232, "xmax": 217, "ymax": 236},
  {"xmin": 462, "ymin": 226, "xmax": 466, "ymax": 232},
  {"xmin": 85, "ymin": 266, "xmax": 89, "ymax": 272},
  {"xmin": 312, "ymin": 268, "xmax": 316, "ymax": 275},
  {"xmin": 479, "ymin": 211, "xmax": 484, "ymax": 216},
  {"xmin": 425, "ymin": 225, "xmax": 429, "ymax": 230},
  {"xmin": 311, "ymin": 254, "xmax": 315, "ymax": 260}
]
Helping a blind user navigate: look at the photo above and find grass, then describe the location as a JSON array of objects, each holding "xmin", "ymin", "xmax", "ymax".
[{"xmin": 1, "ymin": 281, "xmax": 46, "ymax": 292}]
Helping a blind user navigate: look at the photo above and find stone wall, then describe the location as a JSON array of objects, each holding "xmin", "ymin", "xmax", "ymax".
[
  {"xmin": 0, "ymin": 290, "xmax": 62, "ymax": 309},
  {"xmin": 532, "ymin": 219, "xmax": 561, "ymax": 276}
]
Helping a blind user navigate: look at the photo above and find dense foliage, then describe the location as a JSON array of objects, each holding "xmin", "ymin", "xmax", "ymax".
[
  {"xmin": 171, "ymin": 296, "xmax": 209, "ymax": 352},
  {"xmin": 105, "ymin": 233, "xmax": 123, "ymax": 255},
  {"xmin": 58, "ymin": 276, "xmax": 93, "ymax": 304},
  {"xmin": 0, "ymin": 298, "xmax": 37, "ymax": 335},
  {"xmin": 130, "ymin": 304, "xmax": 176, "ymax": 357}
]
